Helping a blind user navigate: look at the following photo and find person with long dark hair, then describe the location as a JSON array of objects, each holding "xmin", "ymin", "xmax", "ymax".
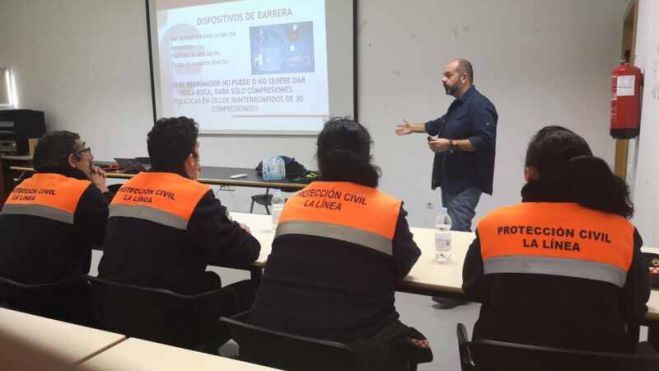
[
  {"xmin": 463, "ymin": 126, "xmax": 650, "ymax": 355},
  {"xmin": 250, "ymin": 118, "xmax": 432, "ymax": 368}
]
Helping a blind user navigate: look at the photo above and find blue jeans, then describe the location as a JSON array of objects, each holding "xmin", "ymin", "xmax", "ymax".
[{"xmin": 441, "ymin": 187, "xmax": 482, "ymax": 232}]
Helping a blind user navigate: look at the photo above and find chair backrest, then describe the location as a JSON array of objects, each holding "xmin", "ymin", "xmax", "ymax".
[
  {"xmin": 0, "ymin": 276, "xmax": 92, "ymax": 325},
  {"xmin": 456, "ymin": 323, "xmax": 477, "ymax": 371},
  {"xmin": 456, "ymin": 323, "xmax": 659, "ymax": 371},
  {"xmin": 89, "ymin": 276, "xmax": 226, "ymax": 349},
  {"xmin": 221, "ymin": 311, "xmax": 361, "ymax": 371}
]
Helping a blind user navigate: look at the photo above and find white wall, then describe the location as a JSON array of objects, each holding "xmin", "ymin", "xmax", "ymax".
[
  {"xmin": 629, "ymin": 0, "xmax": 659, "ymax": 245},
  {"xmin": 363, "ymin": 0, "xmax": 628, "ymax": 226},
  {"xmin": 0, "ymin": 0, "xmax": 153, "ymax": 158},
  {"xmin": 0, "ymin": 0, "xmax": 630, "ymax": 226}
]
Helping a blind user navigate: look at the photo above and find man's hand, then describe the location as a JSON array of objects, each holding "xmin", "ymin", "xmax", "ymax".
[
  {"xmin": 395, "ymin": 119, "xmax": 415, "ymax": 136},
  {"xmin": 91, "ymin": 165, "xmax": 109, "ymax": 193},
  {"xmin": 428, "ymin": 138, "xmax": 450, "ymax": 153}
]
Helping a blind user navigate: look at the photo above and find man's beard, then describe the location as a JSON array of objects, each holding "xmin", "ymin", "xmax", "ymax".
[{"xmin": 444, "ymin": 83, "xmax": 457, "ymax": 96}]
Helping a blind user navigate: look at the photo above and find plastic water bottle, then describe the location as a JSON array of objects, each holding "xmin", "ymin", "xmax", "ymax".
[
  {"xmin": 271, "ymin": 190, "xmax": 285, "ymax": 230},
  {"xmin": 275, "ymin": 156, "xmax": 286, "ymax": 180},
  {"xmin": 435, "ymin": 207, "xmax": 452, "ymax": 262},
  {"xmin": 262, "ymin": 157, "xmax": 274, "ymax": 181},
  {"xmin": 262, "ymin": 157, "xmax": 286, "ymax": 181}
]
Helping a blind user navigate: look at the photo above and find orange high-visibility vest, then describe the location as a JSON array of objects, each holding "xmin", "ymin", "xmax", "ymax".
[
  {"xmin": 110, "ymin": 172, "xmax": 209, "ymax": 230},
  {"xmin": 477, "ymin": 202, "xmax": 634, "ymax": 288},
  {"xmin": 1, "ymin": 173, "xmax": 91, "ymax": 224},
  {"xmin": 276, "ymin": 181, "xmax": 402, "ymax": 256}
]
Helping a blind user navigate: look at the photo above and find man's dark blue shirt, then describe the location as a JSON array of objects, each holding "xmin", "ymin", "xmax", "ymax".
[{"xmin": 424, "ymin": 86, "xmax": 497, "ymax": 195}]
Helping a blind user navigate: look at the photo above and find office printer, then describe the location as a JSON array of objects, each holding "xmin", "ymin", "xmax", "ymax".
[{"xmin": 0, "ymin": 110, "xmax": 46, "ymax": 155}]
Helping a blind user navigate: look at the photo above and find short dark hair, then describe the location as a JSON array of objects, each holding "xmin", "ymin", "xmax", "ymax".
[
  {"xmin": 455, "ymin": 59, "xmax": 474, "ymax": 82},
  {"xmin": 316, "ymin": 117, "xmax": 379, "ymax": 187},
  {"xmin": 147, "ymin": 117, "xmax": 199, "ymax": 173},
  {"xmin": 33, "ymin": 131, "xmax": 80, "ymax": 172}
]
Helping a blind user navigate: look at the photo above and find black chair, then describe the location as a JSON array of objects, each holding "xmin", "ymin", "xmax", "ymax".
[
  {"xmin": 457, "ymin": 323, "xmax": 659, "ymax": 371},
  {"xmin": 250, "ymin": 187, "xmax": 299, "ymax": 214},
  {"xmin": 89, "ymin": 276, "xmax": 232, "ymax": 352},
  {"xmin": 0, "ymin": 276, "xmax": 93, "ymax": 326},
  {"xmin": 221, "ymin": 311, "xmax": 422, "ymax": 371},
  {"xmin": 250, "ymin": 187, "xmax": 273, "ymax": 214}
]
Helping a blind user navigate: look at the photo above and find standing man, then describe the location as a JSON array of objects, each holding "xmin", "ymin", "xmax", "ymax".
[
  {"xmin": 396, "ymin": 59, "xmax": 497, "ymax": 309},
  {"xmin": 396, "ymin": 58, "xmax": 497, "ymax": 232}
]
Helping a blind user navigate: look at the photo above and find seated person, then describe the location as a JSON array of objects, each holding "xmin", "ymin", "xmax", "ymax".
[
  {"xmin": 249, "ymin": 118, "xmax": 432, "ymax": 367},
  {"xmin": 98, "ymin": 116, "xmax": 260, "ymax": 319},
  {"xmin": 0, "ymin": 131, "xmax": 110, "ymax": 322},
  {"xmin": 463, "ymin": 126, "xmax": 650, "ymax": 353}
]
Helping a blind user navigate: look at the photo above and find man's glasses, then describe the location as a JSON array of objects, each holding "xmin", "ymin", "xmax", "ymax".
[{"xmin": 72, "ymin": 146, "xmax": 92, "ymax": 158}]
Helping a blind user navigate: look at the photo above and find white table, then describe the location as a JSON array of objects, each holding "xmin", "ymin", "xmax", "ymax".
[
  {"xmin": 0, "ymin": 154, "xmax": 32, "ymax": 161},
  {"xmin": 231, "ymin": 212, "xmax": 659, "ymax": 320},
  {"xmin": 0, "ymin": 308, "xmax": 126, "ymax": 364},
  {"xmin": 80, "ymin": 338, "xmax": 279, "ymax": 370},
  {"xmin": 234, "ymin": 212, "xmax": 476, "ymax": 295}
]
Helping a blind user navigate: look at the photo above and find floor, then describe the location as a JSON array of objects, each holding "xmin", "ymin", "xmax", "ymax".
[
  {"xmin": 94, "ymin": 235, "xmax": 659, "ymax": 371},
  {"xmin": 91, "ymin": 250, "xmax": 652, "ymax": 370},
  {"xmin": 213, "ymin": 265, "xmax": 482, "ymax": 371},
  {"xmin": 90, "ymin": 252, "xmax": 479, "ymax": 370}
]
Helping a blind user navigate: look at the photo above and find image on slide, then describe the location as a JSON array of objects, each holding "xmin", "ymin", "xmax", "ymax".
[{"xmin": 250, "ymin": 21, "xmax": 315, "ymax": 74}]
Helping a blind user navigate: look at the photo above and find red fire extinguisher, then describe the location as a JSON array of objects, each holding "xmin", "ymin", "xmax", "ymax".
[{"xmin": 610, "ymin": 62, "xmax": 643, "ymax": 139}]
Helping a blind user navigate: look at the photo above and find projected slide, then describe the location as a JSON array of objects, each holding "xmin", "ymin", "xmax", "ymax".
[
  {"xmin": 156, "ymin": 0, "xmax": 329, "ymax": 133},
  {"xmin": 250, "ymin": 22, "xmax": 315, "ymax": 75}
]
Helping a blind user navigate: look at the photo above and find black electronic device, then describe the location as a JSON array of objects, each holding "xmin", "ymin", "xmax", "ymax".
[
  {"xmin": 114, "ymin": 158, "xmax": 151, "ymax": 174},
  {"xmin": 0, "ymin": 109, "xmax": 46, "ymax": 155}
]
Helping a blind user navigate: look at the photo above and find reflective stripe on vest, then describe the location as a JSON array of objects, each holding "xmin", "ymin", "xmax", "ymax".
[
  {"xmin": 1, "ymin": 173, "xmax": 91, "ymax": 224},
  {"xmin": 275, "ymin": 181, "xmax": 401, "ymax": 256},
  {"xmin": 478, "ymin": 202, "xmax": 634, "ymax": 288},
  {"xmin": 109, "ymin": 172, "xmax": 209, "ymax": 230}
]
